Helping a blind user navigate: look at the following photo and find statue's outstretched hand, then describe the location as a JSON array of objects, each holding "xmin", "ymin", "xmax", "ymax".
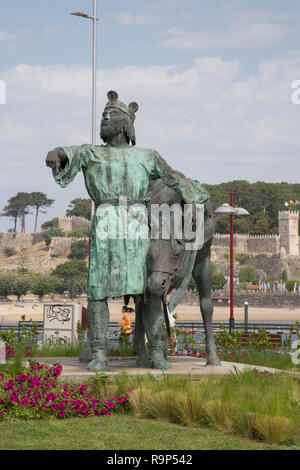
[{"xmin": 46, "ymin": 147, "xmax": 67, "ymax": 171}]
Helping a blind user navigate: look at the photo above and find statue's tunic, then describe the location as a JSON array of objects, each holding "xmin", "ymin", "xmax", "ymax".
[{"xmin": 53, "ymin": 145, "xmax": 210, "ymax": 300}]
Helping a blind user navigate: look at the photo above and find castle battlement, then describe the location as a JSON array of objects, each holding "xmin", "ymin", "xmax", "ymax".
[
  {"xmin": 279, "ymin": 210, "xmax": 299, "ymax": 217},
  {"xmin": 214, "ymin": 211, "xmax": 299, "ymax": 256}
]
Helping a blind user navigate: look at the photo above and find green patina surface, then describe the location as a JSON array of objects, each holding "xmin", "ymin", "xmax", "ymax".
[{"xmin": 53, "ymin": 144, "xmax": 210, "ymax": 300}]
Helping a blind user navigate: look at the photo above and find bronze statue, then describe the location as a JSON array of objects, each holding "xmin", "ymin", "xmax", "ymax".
[{"xmin": 46, "ymin": 90, "xmax": 219, "ymax": 370}]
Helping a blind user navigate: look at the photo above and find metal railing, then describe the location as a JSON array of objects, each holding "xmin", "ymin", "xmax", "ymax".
[{"xmin": 0, "ymin": 320, "xmax": 297, "ymax": 346}]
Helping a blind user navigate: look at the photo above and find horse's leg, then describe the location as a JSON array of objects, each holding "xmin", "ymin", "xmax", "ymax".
[
  {"xmin": 133, "ymin": 295, "xmax": 150, "ymax": 367},
  {"xmin": 86, "ymin": 298, "xmax": 109, "ymax": 371},
  {"xmin": 142, "ymin": 295, "xmax": 171, "ymax": 370},
  {"xmin": 193, "ymin": 256, "xmax": 221, "ymax": 366}
]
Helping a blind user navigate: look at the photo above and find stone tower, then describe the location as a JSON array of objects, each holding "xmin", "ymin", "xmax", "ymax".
[{"xmin": 278, "ymin": 211, "xmax": 299, "ymax": 256}]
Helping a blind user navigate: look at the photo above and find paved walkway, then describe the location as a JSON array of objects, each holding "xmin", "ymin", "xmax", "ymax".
[{"xmin": 34, "ymin": 356, "xmax": 300, "ymax": 382}]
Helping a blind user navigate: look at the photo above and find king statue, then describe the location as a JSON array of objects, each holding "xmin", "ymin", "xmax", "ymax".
[{"xmin": 46, "ymin": 90, "xmax": 210, "ymax": 370}]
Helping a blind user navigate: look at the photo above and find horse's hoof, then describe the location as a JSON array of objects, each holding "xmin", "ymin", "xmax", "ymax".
[{"xmin": 205, "ymin": 355, "xmax": 221, "ymax": 366}]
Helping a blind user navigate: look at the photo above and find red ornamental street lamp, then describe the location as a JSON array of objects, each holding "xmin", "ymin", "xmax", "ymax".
[{"xmin": 215, "ymin": 193, "xmax": 249, "ymax": 332}]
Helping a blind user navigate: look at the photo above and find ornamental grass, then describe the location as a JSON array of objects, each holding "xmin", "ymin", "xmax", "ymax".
[{"xmin": 126, "ymin": 369, "xmax": 300, "ymax": 445}]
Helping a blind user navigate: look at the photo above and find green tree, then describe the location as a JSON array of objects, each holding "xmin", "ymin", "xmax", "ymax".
[
  {"xmin": 52, "ymin": 260, "xmax": 88, "ymax": 281},
  {"xmin": 14, "ymin": 192, "xmax": 32, "ymax": 233},
  {"xmin": 1, "ymin": 192, "xmax": 32, "ymax": 232},
  {"xmin": 234, "ymin": 218, "xmax": 250, "ymax": 234},
  {"xmin": 29, "ymin": 192, "xmax": 54, "ymax": 232},
  {"xmin": 239, "ymin": 266, "xmax": 258, "ymax": 286},
  {"xmin": 212, "ymin": 272, "xmax": 227, "ymax": 290},
  {"xmin": 0, "ymin": 273, "xmax": 15, "ymax": 298},
  {"xmin": 41, "ymin": 219, "xmax": 54, "ymax": 230},
  {"xmin": 11, "ymin": 275, "xmax": 33, "ymax": 300},
  {"xmin": 52, "ymin": 260, "xmax": 88, "ymax": 299},
  {"xmin": 31, "ymin": 277, "xmax": 56, "ymax": 300},
  {"xmin": 68, "ymin": 240, "xmax": 89, "ymax": 260},
  {"xmin": 254, "ymin": 215, "xmax": 270, "ymax": 234},
  {"xmin": 66, "ymin": 198, "xmax": 91, "ymax": 220},
  {"xmin": 1, "ymin": 197, "xmax": 21, "ymax": 232}
]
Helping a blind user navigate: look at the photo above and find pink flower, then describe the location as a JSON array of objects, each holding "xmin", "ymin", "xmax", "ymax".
[{"xmin": 58, "ymin": 410, "xmax": 65, "ymax": 418}]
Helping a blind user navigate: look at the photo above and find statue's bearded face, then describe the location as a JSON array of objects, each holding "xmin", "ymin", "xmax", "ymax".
[{"xmin": 100, "ymin": 107, "xmax": 133, "ymax": 144}]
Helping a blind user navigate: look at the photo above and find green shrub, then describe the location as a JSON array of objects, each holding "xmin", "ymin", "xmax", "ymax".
[
  {"xmin": 66, "ymin": 228, "xmax": 91, "ymax": 239},
  {"xmin": 42, "ymin": 228, "xmax": 64, "ymax": 246},
  {"xmin": 235, "ymin": 254, "xmax": 249, "ymax": 264},
  {"xmin": 68, "ymin": 240, "xmax": 89, "ymax": 260},
  {"xmin": 212, "ymin": 272, "xmax": 226, "ymax": 290},
  {"xmin": 285, "ymin": 280, "xmax": 300, "ymax": 292},
  {"xmin": 3, "ymin": 246, "xmax": 17, "ymax": 257},
  {"xmin": 239, "ymin": 266, "xmax": 258, "ymax": 285}
]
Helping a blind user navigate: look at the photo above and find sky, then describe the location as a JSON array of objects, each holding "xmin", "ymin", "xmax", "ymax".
[{"xmin": 1, "ymin": 0, "xmax": 300, "ymax": 232}]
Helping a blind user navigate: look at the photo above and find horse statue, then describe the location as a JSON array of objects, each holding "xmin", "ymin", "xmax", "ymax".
[{"xmin": 132, "ymin": 178, "xmax": 221, "ymax": 369}]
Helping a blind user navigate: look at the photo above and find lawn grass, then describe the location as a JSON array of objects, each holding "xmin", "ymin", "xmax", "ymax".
[
  {"xmin": 218, "ymin": 350, "xmax": 300, "ymax": 371},
  {"xmin": 0, "ymin": 415, "xmax": 298, "ymax": 450}
]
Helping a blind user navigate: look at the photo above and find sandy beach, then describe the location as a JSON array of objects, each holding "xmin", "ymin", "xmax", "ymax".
[{"xmin": 1, "ymin": 299, "xmax": 299, "ymax": 324}]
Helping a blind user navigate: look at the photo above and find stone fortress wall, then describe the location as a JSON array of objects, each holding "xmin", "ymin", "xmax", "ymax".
[
  {"xmin": 211, "ymin": 211, "xmax": 299, "ymax": 257},
  {"xmin": 52, "ymin": 216, "xmax": 90, "ymax": 232},
  {"xmin": 212, "ymin": 233, "xmax": 281, "ymax": 255}
]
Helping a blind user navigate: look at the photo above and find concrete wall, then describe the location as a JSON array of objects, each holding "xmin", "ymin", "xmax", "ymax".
[{"xmin": 180, "ymin": 291, "xmax": 300, "ymax": 308}]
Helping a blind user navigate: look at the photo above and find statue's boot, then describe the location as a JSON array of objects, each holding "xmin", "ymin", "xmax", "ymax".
[
  {"xmin": 87, "ymin": 340, "xmax": 108, "ymax": 371},
  {"xmin": 142, "ymin": 296, "xmax": 172, "ymax": 370},
  {"xmin": 86, "ymin": 299, "xmax": 109, "ymax": 371},
  {"xmin": 206, "ymin": 354, "xmax": 221, "ymax": 366}
]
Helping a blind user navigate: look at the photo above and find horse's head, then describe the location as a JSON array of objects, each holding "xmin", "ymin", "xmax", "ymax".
[{"xmin": 147, "ymin": 238, "xmax": 186, "ymax": 298}]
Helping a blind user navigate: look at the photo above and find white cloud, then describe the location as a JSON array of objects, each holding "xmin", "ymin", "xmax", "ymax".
[
  {"xmin": 115, "ymin": 12, "xmax": 156, "ymax": 26},
  {"xmin": 1, "ymin": 52, "xmax": 300, "ymax": 232},
  {"xmin": 160, "ymin": 22, "xmax": 289, "ymax": 50},
  {"xmin": 0, "ymin": 30, "xmax": 29, "ymax": 41}
]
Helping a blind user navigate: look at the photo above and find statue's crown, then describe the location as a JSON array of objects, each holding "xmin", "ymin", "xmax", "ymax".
[{"xmin": 104, "ymin": 90, "xmax": 138, "ymax": 122}]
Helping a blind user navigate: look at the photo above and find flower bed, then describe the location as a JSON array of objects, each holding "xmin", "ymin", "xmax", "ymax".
[{"xmin": 0, "ymin": 361, "xmax": 131, "ymax": 420}]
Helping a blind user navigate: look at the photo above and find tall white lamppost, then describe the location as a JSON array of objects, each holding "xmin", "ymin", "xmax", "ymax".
[{"xmin": 71, "ymin": 1, "xmax": 99, "ymax": 220}]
